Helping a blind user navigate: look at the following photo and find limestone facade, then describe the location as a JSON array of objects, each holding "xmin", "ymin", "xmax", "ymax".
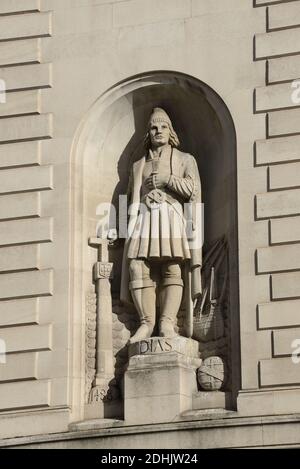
[{"xmin": 0, "ymin": 0, "xmax": 300, "ymax": 448}]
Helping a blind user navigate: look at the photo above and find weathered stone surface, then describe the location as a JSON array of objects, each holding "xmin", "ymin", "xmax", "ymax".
[
  {"xmin": 256, "ymin": 83, "xmax": 297, "ymax": 112},
  {"xmin": 0, "ymin": 270, "xmax": 53, "ymax": 300},
  {"xmin": 0, "ymin": 64, "xmax": 51, "ymax": 93},
  {"xmin": 256, "ymin": 189, "xmax": 300, "ymax": 219},
  {"xmin": 0, "ymin": 12, "xmax": 51, "ymax": 42},
  {"xmin": 55, "ymin": 4, "xmax": 112, "ymax": 34},
  {"xmin": 0, "ymin": 380, "xmax": 50, "ymax": 411},
  {"xmin": 238, "ymin": 388, "xmax": 300, "ymax": 417},
  {"xmin": 0, "ymin": 0, "xmax": 298, "ymax": 448},
  {"xmin": 257, "ymin": 244, "xmax": 300, "ymax": 273},
  {"xmin": 0, "ymin": 324, "xmax": 52, "ymax": 353},
  {"xmin": 0, "ymin": 409, "xmax": 69, "ymax": 441},
  {"xmin": 125, "ymin": 352, "xmax": 200, "ymax": 425},
  {"xmin": 268, "ymin": 55, "xmax": 300, "ymax": 84},
  {"xmin": 270, "ymin": 216, "xmax": 300, "ymax": 244},
  {"xmin": 0, "ymin": 353, "xmax": 37, "ymax": 382},
  {"xmin": 192, "ymin": 0, "xmax": 246, "ymax": 16},
  {"xmin": 113, "ymin": 0, "xmax": 191, "ymax": 27},
  {"xmin": 0, "ymin": 114, "xmax": 52, "ymax": 144},
  {"xmin": 273, "ymin": 328, "xmax": 300, "ymax": 357},
  {"xmin": 0, "ymin": 0, "xmax": 40, "ymax": 14},
  {"xmin": 271, "ymin": 271, "xmax": 300, "ymax": 300},
  {"xmin": 0, "ymin": 38, "xmax": 40, "ymax": 67},
  {"xmin": 258, "ymin": 300, "xmax": 300, "ymax": 329},
  {"xmin": 0, "ymin": 193, "xmax": 40, "ymax": 221},
  {"xmin": 0, "ymin": 166, "xmax": 52, "ymax": 195},
  {"xmin": 0, "ymin": 244, "xmax": 39, "ymax": 272},
  {"xmin": 268, "ymin": 108, "xmax": 300, "ymax": 137},
  {"xmin": 256, "ymin": 136, "xmax": 300, "ymax": 166},
  {"xmin": 255, "ymin": 0, "xmax": 292, "ymax": 4},
  {"xmin": 0, "ymin": 218, "xmax": 52, "ymax": 246},
  {"xmin": 268, "ymin": 2, "xmax": 300, "ymax": 31},
  {"xmin": 269, "ymin": 162, "xmax": 300, "ymax": 190},
  {"xmin": 256, "ymin": 28, "xmax": 300, "ymax": 59},
  {"xmin": 118, "ymin": 21, "xmax": 185, "ymax": 51},
  {"xmin": 0, "ymin": 90, "xmax": 40, "ymax": 118},
  {"xmin": 260, "ymin": 357, "xmax": 300, "ymax": 386},
  {"xmin": 192, "ymin": 391, "xmax": 229, "ymax": 410},
  {"xmin": 0, "ymin": 141, "xmax": 40, "ymax": 169},
  {"xmin": 0, "ymin": 298, "xmax": 38, "ymax": 327}
]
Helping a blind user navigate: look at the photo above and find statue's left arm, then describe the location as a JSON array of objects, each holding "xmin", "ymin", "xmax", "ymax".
[{"xmin": 167, "ymin": 155, "xmax": 199, "ymax": 201}]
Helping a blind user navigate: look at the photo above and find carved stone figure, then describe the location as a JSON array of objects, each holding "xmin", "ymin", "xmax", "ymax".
[{"xmin": 121, "ymin": 108, "xmax": 202, "ymax": 344}]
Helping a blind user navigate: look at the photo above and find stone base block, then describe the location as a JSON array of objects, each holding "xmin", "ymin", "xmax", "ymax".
[
  {"xmin": 125, "ymin": 337, "xmax": 201, "ymax": 425},
  {"xmin": 84, "ymin": 400, "xmax": 123, "ymax": 420},
  {"xmin": 192, "ymin": 391, "xmax": 231, "ymax": 410},
  {"xmin": 237, "ymin": 388, "xmax": 300, "ymax": 416}
]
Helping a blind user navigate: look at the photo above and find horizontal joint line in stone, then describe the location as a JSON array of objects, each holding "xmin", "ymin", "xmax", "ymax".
[
  {"xmin": 0, "ymin": 215, "xmax": 40, "ymax": 223},
  {"xmin": 0, "ymin": 34, "xmax": 51, "ymax": 44},
  {"xmin": 0, "ymin": 112, "xmax": 40, "ymax": 121},
  {"xmin": 0, "ymin": 239, "xmax": 51, "ymax": 248},
  {"xmin": 258, "ymin": 324, "xmax": 300, "ymax": 331},
  {"xmin": 0, "ymin": 136, "xmax": 51, "ymax": 146},
  {"xmin": 0, "ymin": 188, "xmax": 52, "ymax": 197},
  {"xmin": 5, "ymin": 347, "xmax": 51, "ymax": 354},
  {"xmin": 0, "ymin": 267, "xmax": 39, "ymax": 275},
  {"xmin": 0, "ymin": 321, "xmax": 38, "ymax": 330},
  {"xmin": 267, "ymin": 184, "xmax": 300, "ymax": 192},
  {"xmin": 0, "ymin": 10, "xmax": 40, "ymax": 18},
  {"xmin": 267, "ymin": 131, "xmax": 300, "ymax": 139},
  {"xmin": 0, "ymin": 163, "xmax": 40, "ymax": 171},
  {"xmin": 0, "ymin": 293, "xmax": 52, "ymax": 301},
  {"xmin": 0, "ymin": 404, "xmax": 50, "ymax": 413},
  {"xmin": 6, "ymin": 84, "xmax": 51, "ymax": 94},
  {"xmin": 258, "ymin": 104, "xmax": 300, "ymax": 114},
  {"xmin": 255, "ymin": 158, "xmax": 300, "ymax": 167},
  {"xmin": 267, "ymin": 24, "xmax": 300, "ymax": 34},
  {"xmin": 258, "ymin": 267, "xmax": 300, "ymax": 275},
  {"xmin": 0, "ymin": 60, "xmax": 41, "ymax": 68},
  {"xmin": 256, "ymin": 51, "xmax": 300, "ymax": 61}
]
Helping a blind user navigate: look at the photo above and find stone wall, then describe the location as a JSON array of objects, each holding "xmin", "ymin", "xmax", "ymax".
[
  {"xmin": 238, "ymin": 0, "xmax": 300, "ymax": 417},
  {"xmin": 0, "ymin": 0, "xmax": 300, "ymax": 447}
]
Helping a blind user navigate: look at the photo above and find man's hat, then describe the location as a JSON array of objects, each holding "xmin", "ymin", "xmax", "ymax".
[{"xmin": 148, "ymin": 107, "xmax": 173, "ymax": 128}]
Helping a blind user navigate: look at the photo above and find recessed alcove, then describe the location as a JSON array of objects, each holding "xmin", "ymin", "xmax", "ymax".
[{"xmin": 71, "ymin": 71, "xmax": 239, "ymax": 419}]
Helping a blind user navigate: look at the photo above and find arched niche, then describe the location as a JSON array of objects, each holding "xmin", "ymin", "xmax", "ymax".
[{"xmin": 70, "ymin": 71, "xmax": 239, "ymax": 418}]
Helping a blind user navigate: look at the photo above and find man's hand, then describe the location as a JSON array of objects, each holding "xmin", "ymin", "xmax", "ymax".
[{"xmin": 145, "ymin": 173, "xmax": 170, "ymax": 190}]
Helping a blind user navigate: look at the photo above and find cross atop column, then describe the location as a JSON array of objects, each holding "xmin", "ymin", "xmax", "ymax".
[{"xmin": 89, "ymin": 237, "xmax": 109, "ymax": 263}]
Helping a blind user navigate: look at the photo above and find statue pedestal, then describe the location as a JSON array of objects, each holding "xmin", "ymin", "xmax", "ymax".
[{"xmin": 124, "ymin": 336, "xmax": 201, "ymax": 425}]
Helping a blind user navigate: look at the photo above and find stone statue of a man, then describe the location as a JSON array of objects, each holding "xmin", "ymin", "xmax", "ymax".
[{"xmin": 121, "ymin": 108, "xmax": 202, "ymax": 344}]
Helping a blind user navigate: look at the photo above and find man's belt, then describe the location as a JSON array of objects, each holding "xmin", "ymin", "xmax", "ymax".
[
  {"xmin": 143, "ymin": 190, "xmax": 184, "ymax": 222},
  {"xmin": 144, "ymin": 189, "xmax": 166, "ymax": 209}
]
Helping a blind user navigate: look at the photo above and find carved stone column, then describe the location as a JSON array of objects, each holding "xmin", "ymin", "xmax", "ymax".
[{"xmin": 88, "ymin": 238, "xmax": 114, "ymax": 409}]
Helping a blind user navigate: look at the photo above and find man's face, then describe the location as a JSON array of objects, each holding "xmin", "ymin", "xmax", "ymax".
[{"xmin": 149, "ymin": 121, "xmax": 170, "ymax": 148}]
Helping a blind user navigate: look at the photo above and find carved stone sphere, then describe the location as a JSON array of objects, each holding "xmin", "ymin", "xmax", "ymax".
[{"xmin": 197, "ymin": 356, "xmax": 225, "ymax": 391}]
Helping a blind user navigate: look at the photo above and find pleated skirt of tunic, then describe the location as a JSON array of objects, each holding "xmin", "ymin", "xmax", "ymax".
[{"xmin": 127, "ymin": 201, "xmax": 191, "ymax": 260}]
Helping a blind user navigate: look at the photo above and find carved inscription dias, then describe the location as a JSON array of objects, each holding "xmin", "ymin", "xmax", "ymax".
[{"xmin": 128, "ymin": 336, "xmax": 200, "ymax": 359}]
